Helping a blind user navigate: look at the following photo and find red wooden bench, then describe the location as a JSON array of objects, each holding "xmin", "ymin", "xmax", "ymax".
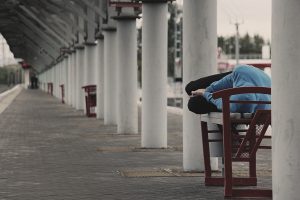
[
  {"xmin": 47, "ymin": 82, "xmax": 53, "ymax": 96},
  {"xmin": 59, "ymin": 84, "xmax": 65, "ymax": 104},
  {"xmin": 82, "ymin": 85, "xmax": 97, "ymax": 118},
  {"xmin": 200, "ymin": 87, "xmax": 272, "ymax": 198}
]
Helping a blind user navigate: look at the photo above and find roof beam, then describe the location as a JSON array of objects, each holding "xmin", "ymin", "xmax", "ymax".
[
  {"xmin": 86, "ymin": 4, "xmax": 96, "ymax": 43},
  {"xmin": 61, "ymin": 0, "xmax": 98, "ymax": 29},
  {"xmin": 18, "ymin": 5, "xmax": 69, "ymax": 46},
  {"xmin": 21, "ymin": 26, "xmax": 59, "ymax": 59},
  {"xmin": 23, "ymin": 37, "xmax": 55, "ymax": 61},
  {"xmin": 38, "ymin": 8, "xmax": 77, "ymax": 41},
  {"xmin": 16, "ymin": 11, "xmax": 62, "ymax": 50},
  {"xmin": 74, "ymin": 0, "xmax": 106, "ymax": 19}
]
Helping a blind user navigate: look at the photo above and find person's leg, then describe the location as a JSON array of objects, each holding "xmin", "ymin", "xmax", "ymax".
[
  {"xmin": 188, "ymin": 95, "xmax": 219, "ymax": 114},
  {"xmin": 185, "ymin": 71, "xmax": 232, "ymax": 95},
  {"xmin": 31, "ymin": 79, "xmax": 34, "ymax": 89}
]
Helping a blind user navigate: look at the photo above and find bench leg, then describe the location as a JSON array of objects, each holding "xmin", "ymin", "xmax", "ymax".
[
  {"xmin": 249, "ymin": 133, "xmax": 257, "ymax": 178},
  {"xmin": 222, "ymin": 115, "xmax": 233, "ymax": 197},
  {"xmin": 85, "ymin": 96, "xmax": 89, "ymax": 117},
  {"xmin": 201, "ymin": 121, "xmax": 212, "ymax": 180}
]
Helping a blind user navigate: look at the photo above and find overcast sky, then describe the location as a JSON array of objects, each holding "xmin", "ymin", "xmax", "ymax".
[{"xmin": 177, "ymin": 0, "xmax": 272, "ymax": 41}]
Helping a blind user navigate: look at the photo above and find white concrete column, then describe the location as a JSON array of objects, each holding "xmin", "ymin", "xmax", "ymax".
[
  {"xmin": 60, "ymin": 61, "xmax": 65, "ymax": 101},
  {"xmin": 56, "ymin": 63, "xmax": 59, "ymax": 97},
  {"xmin": 52, "ymin": 67, "xmax": 55, "ymax": 96},
  {"xmin": 55, "ymin": 64, "xmax": 59, "ymax": 98},
  {"xmin": 38, "ymin": 73, "xmax": 42, "ymax": 90},
  {"xmin": 49, "ymin": 69, "xmax": 51, "ymax": 88},
  {"xmin": 53, "ymin": 66, "xmax": 56, "ymax": 96},
  {"xmin": 83, "ymin": 44, "xmax": 97, "ymax": 114},
  {"xmin": 96, "ymin": 39, "xmax": 105, "ymax": 119},
  {"xmin": 47, "ymin": 70, "xmax": 50, "ymax": 91},
  {"xmin": 183, "ymin": 0, "xmax": 217, "ymax": 171},
  {"xmin": 56, "ymin": 64, "xmax": 59, "ymax": 97},
  {"xmin": 66, "ymin": 55, "xmax": 73, "ymax": 105},
  {"xmin": 24, "ymin": 69, "xmax": 30, "ymax": 89},
  {"xmin": 38, "ymin": 74, "xmax": 41, "ymax": 90},
  {"xmin": 272, "ymin": 1, "xmax": 300, "ymax": 199},
  {"xmin": 75, "ymin": 48, "xmax": 85, "ymax": 110},
  {"xmin": 141, "ymin": 2, "xmax": 168, "ymax": 148},
  {"xmin": 41, "ymin": 74, "xmax": 44, "ymax": 91},
  {"xmin": 43, "ymin": 73, "xmax": 45, "ymax": 91},
  {"xmin": 83, "ymin": 48, "xmax": 88, "ymax": 87},
  {"xmin": 71, "ymin": 52, "xmax": 77, "ymax": 107},
  {"xmin": 103, "ymin": 29, "xmax": 118, "ymax": 125},
  {"xmin": 116, "ymin": 19, "xmax": 138, "ymax": 134},
  {"xmin": 84, "ymin": 44, "xmax": 97, "ymax": 86},
  {"xmin": 44, "ymin": 71, "xmax": 47, "ymax": 91},
  {"xmin": 68, "ymin": 54, "xmax": 72, "ymax": 104},
  {"xmin": 44, "ymin": 72, "xmax": 46, "ymax": 91},
  {"xmin": 54, "ymin": 65, "xmax": 57, "ymax": 97},
  {"xmin": 51, "ymin": 67, "xmax": 55, "ymax": 95},
  {"xmin": 64, "ymin": 57, "xmax": 69, "ymax": 102},
  {"xmin": 54, "ymin": 65, "xmax": 57, "ymax": 96},
  {"xmin": 42, "ymin": 73, "xmax": 44, "ymax": 89},
  {"xmin": 42, "ymin": 73, "xmax": 45, "ymax": 91}
]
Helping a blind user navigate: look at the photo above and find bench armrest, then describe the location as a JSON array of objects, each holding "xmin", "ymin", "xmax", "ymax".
[{"xmin": 212, "ymin": 87, "xmax": 271, "ymax": 99}]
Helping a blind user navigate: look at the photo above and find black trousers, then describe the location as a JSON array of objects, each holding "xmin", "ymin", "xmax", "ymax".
[{"xmin": 185, "ymin": 72, "xmax": 232, "ymax": 114}]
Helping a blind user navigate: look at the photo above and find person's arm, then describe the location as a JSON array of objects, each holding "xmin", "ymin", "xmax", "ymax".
[
  {"xmin": 202, "ymin": 74, "xmax": 233, "ymax": 110},
  {"xmin": 185, "ymin": 72, "xmax": 232, "ymax": 95}
]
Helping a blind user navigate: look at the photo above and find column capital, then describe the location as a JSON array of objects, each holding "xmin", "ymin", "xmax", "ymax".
[
  {"xmin": 102, "ymin": 26, "xmax": 117, "ymax": 32},
  {"xmin": 111, "ymin": 15, "xmax": 140, "ymax": 21},
  {"xmin": 139, "ymin": 0, "xmax": 174, "ymax": 3},
  {"xmin": 74, "ymin": 44, "xmax": 85, "ymax": 50},
  {"xmin": 69, "ymin": 47, "xmax": 76, "ymax": 54},
  {"xmin": 84, "ymin": 42, "xmax": 97, "ymax": 46},
  {"xmin": 95, "ymin": 33, "xmax": 104, "ymax": 40}
]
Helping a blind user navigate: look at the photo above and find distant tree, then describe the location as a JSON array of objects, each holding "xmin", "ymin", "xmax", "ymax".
[
  {"xmin": 226, "ymin": 36, "xmax": 236, "ymax": 55},
  {"xmin": 0, "ymin": 68, "xmax": 8, "ymax": 84},
  {"xmin": 218, "ymin": 36, "xmax": 226, "ymax": 51},
  {"xmin": 137, "ymin": 3, "xmax": 180, "ymax": 80},
  {"xmin": 168, "ymin": 3, "xmax": 178, "ymax": 77},
  {"xmin": 218, "ymin": 33, "xmax": 266, "ymax": 55},
  {"xmin": 253, "ymin": 34, "xmax": 265, "ymax": 54},
  {"xmin": 137, "ymin": 28, "xmax": 142, "ymax": 87},
  {"xmin": 240, "ymin": 33, "xmax": 254, "ymax": 54}
]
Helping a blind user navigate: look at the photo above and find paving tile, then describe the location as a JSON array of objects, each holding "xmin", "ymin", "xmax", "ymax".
[{"xmin": 0, "ymin": 89, "xmax": 272, "ymax": 200}]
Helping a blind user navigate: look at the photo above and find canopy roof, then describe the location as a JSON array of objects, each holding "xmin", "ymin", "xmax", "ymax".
[{"xmin": 0, "ymin": 0, "xmax": 113, "ymax": 72}]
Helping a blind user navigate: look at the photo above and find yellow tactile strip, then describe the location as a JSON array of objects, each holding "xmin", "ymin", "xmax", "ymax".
[
  {"xmin": 117, "ymin": 168, "xmax": 272, "ymax": 178},
  {"xmin": 97, "ymin": 146, "xmax": 183, "ymax": 153},
  {"xmin": 117, "ymin": 168, "xmax": 204, "ymax": 178}
]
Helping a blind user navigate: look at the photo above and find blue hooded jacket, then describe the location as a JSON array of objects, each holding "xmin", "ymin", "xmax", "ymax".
[{"xmin": 203, "ymin": 65, "xmax": 271, "ymax": 113}]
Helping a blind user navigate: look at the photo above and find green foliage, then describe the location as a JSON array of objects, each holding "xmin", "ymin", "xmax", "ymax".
[
  {"xmin": 136, "ymin": 3, "xmax": 267, "ymax": 81},
  {"xmin": 167, "ymin": 3, "xmax": 178, "ymax": 77},
  {"xmin": 253, "ymin": 34, "xmax": 265, "ymax": 54},
  {"xmin": 218, "ymin": 36, "xmax": 226, "ymax": 51},
  {"xmin": 137, "ymin": 28, "xmax": 142, "ymax": 87},
  {"xmin": 137, "ymin": 2, "xmax": 181, "ymax": 81},
  {"xmin": 0, "ymin": 65, "xmax": 22, "ymax": 85},
  {"xmin": 0, "ymin": 67, "xmax": 8, "ymax": 84},
  {"xmin": 218, "ymin": 33, "xmax": 266, "ymax": 55}
]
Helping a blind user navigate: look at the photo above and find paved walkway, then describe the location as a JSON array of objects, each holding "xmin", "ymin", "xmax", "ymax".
[{"xmin": 0, "ymin": 89, "xmax": 271, "ymax": 200}]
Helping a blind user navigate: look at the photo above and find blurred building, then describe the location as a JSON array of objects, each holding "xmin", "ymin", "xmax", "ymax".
[
  {"xmin": 173, "ymin": 4, "xmax": 183, "ymax": 82},
  {"xmin": 0, "ymin": 34, "xmax": 19, "ymax": 67}
]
